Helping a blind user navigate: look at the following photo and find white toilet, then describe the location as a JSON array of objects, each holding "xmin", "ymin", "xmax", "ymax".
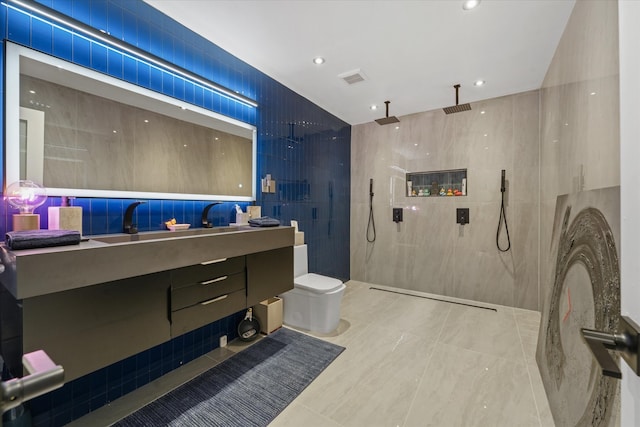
[{"xmin": 280, "ymin": 244, "xmax": 346, "ymax": 333}]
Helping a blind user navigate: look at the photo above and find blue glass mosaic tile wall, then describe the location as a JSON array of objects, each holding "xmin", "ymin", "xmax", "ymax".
[{"xmin": 0, "ymin": 0, "xmax": 350, "ymax": 425}]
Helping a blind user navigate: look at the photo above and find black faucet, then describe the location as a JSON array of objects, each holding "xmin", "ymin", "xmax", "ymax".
[
  {"xmin": 123, "ymin": 201, "xmax": 146, "ymax": 234},
  {"xmin": 202, "ymin": 202, "xmax": 222, "ymax": 228}
]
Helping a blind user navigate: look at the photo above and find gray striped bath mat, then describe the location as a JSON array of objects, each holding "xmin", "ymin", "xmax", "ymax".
[{"xmin": 115, "ymin": 328, "xmax": 345, "ymax": 426}]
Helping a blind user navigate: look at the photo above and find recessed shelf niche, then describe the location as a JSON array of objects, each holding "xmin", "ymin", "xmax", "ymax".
[{"xmin": 406, "ymin": 168, "xmax": 467, "ymax": 197}]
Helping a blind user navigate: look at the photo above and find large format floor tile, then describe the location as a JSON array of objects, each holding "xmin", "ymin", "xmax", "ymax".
[
  {"xmin": 403, "ymin": 344, "xmax": 539, "ymax": 427},
  {"xmin": 273, "ymin": 282, "xmax": 553, "ymax": 427},
  {"xmin": 74, "ymin": 280, "xmax": 553, "ymax": 427}
]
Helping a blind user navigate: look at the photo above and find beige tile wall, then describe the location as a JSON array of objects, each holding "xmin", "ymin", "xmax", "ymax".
[
  {"xmin": 350, "ymin": 0, "xmax": 619, "ymax": 316},
  {"xmin": 536, "ymin": 1, "xmax": 620, "ymax": 425},
  {"xmin": 539, "ymin": 0, "xmax": 619, "ymax": 310},
  {"xmin": 351, "ymin": 90, "xmax": 541, "ymax": 310}
]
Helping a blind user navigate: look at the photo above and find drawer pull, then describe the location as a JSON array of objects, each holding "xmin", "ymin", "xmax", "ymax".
[
  {"xmin": 200, "ymin": 258, "xmax": 227, "ymax": 265},
  {"xmin": 200, "ymin": 275, "xmax": 228, "ymax": 285},
  {"xmin": 201, "ymin": 294, "xmax": 228, "ymax": 305}
]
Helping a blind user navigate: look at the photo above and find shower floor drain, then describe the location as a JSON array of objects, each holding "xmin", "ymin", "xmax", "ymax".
[{"xmin": 369, "ymin": 287, "xmax": 497, "ymax": 312}]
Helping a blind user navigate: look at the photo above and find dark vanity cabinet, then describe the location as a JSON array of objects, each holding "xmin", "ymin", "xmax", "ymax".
[
  {"xmin": 19, "ymin": 272, "xmax": 172, "ymax": 381},
  {"xmin": 170, "ymin": 248, "xmax": 294, "ymax": 335},
  {"xmin": 0, "ymin": 225, "xmax": 295, "ymax": 382},
  {"xmin": 169, "ymin": 256, "xmax": 247, "ymax": 336},
  {"xmin": 246, "ymin": 247, "xmax": 294, "ymax": 307},
  {"xmin": 0, "ymin": 243, "xmax": 294, "ymax": 382}
]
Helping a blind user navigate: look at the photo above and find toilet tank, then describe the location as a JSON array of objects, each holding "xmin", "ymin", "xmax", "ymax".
[{"xmin": 293, "ymin": 244, "xmax": 308, "ymax": 278}]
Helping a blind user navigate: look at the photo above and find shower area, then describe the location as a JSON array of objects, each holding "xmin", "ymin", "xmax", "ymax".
[
  {"xmin": 350, "ymin": 1, "xmax": 620, "ymax": 425},
  {"xmin": 350, "ymin": 89, "xmax": 540, "ymax": 310}
]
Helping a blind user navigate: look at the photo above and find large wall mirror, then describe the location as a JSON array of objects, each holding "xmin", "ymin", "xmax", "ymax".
[{"xmin": 6, "ymin": 42, "xmax": 257, "ymax": 201}]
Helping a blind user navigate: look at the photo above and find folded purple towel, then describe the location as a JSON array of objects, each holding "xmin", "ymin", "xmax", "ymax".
[{"xmin": 6, "ymin": 229, "xmax": 81, "ymax": 250}]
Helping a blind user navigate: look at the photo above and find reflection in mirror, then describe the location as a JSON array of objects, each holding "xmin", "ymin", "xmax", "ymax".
[{"xmin": 6, "ymin": 42, "xmax": 256, "ymax": 201}]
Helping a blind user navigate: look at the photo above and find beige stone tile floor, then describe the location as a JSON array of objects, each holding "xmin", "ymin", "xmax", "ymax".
[{"xmin": 72, "ymin": 280, "xmax": 554, "ymax": 427}]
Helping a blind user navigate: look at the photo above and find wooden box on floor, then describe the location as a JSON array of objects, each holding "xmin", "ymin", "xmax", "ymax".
[{"xmin": 252, "ymin": 297, "xmax": 283, "ymax": 334}]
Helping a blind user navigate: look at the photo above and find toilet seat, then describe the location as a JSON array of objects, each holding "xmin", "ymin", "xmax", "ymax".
[{"xmin": 294, "ymin": 273, "xmax": 343, "ymax": 294}]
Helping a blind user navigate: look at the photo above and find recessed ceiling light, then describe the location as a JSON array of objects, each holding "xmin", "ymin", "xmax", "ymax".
[
  {"xmin": 370, "ymin": 105, "xmax": 378, "ymax": 110},
  {"xmin": 313, "ymin": 57, "xmax": 325, "ymax": 65},
  {"xmin": 590, "ymin": 92, "xmax": 597, "ymax": 96},
  {"xmin": 480, "ymin": 110, "xmax": 486, "ymax": 114},
  {"xmin": 395, "ymin": 126, "xmax": 400, "ymax": 130},
  {"xmin": 474, "ymin": 80, "xmax": 485, "ymax": 87},
  {"xmin": 462, "ymin": 0, "xmax": 481, "ymax": 10}
]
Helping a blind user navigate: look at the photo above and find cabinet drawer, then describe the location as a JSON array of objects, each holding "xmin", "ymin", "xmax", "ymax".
[
  {"xmin": 171, "ymin": 256, "xmax": 245, "ymax": 289},
  {"xmin": 170, "ymin": 288, "xmax": 246, "ymax": 336},
  {"xmin": 171, "ymin": 272, "xmax": 245, "ymax": 311}
]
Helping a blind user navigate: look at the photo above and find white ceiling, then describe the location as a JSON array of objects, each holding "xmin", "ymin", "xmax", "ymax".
[{"xmin": 144, "ymin": 0, "xmax": 575, "ymax": 125}]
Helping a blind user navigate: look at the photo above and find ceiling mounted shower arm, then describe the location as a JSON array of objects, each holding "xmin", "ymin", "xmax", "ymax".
[
  {"xmin": 375, "ymin": 100, "xmax": 400, "ymax": 125},
  {"xmin": 443, "ymin": 84, "xmax": 471, "ymax": 114}
]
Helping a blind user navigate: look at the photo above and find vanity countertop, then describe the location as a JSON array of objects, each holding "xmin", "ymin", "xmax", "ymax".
[{"xmin": 0, "ymin": 226, "xmax": 294, "ymax": 299}]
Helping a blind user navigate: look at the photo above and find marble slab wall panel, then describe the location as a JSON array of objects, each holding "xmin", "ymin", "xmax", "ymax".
[
  {"xmin": 537, "ymin": 187, "xmax": 620, "ymax": 427},
  {"xmin": 351, "ymin": 90, "xmax": 540, "ymax": 309},
  {"xmin": 537, "ymin": 0, "xmax": 620, "ymax": 425}
]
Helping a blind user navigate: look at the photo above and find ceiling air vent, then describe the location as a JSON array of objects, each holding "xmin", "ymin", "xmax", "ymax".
[{"xmin": 338, "ymin": 69, "xmax": 366, "ymax": 85}]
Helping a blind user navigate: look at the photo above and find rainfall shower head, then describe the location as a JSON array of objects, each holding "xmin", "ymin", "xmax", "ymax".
[
  {"xmin": 443, "ymin": 84, "xmax": 471, "ymax": 114},
  {"xmin": 375, "ymin": 101, "xmax": 400, "ymax": 125}
]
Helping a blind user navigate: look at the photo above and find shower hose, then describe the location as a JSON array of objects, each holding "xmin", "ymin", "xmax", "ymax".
[
  {"xmin": 496, "ymin": 191, "xmax": 511, "ymax": 252},
  {"xmin": 367, "ymin": 182, "xmax": 376, "ymax": 243}
]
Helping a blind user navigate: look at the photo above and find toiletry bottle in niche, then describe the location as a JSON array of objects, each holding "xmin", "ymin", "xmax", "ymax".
[{"xmin": 431, "ymin": 181, "xmax": 439, "ymax": 196}]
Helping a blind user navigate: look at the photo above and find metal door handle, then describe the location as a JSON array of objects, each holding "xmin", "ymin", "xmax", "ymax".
[
  {"xmin": 581, "ymin": 315, "xmax": 640, "ymax": 379},
  {"xmin": 0, "ymin": 350, "xmax": 64, "ymax": 414}
]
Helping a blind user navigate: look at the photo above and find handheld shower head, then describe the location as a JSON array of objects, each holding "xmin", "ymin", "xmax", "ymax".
[
  {"xmin": 443, "ymin": 84, "xmax": 471, "ymax": 114},
  {"xmin": 375, "ymin": 101, "xmax": 400, "ymax": 125}
]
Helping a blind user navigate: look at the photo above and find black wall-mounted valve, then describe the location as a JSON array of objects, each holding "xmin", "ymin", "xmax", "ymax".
[
  {"xmin": 457, "ymin": 208, "xmax": 469, "ymax": 225},
  {"xmin": 392, "ymin": 208, "xmax": 403, "ymax": 223}
]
